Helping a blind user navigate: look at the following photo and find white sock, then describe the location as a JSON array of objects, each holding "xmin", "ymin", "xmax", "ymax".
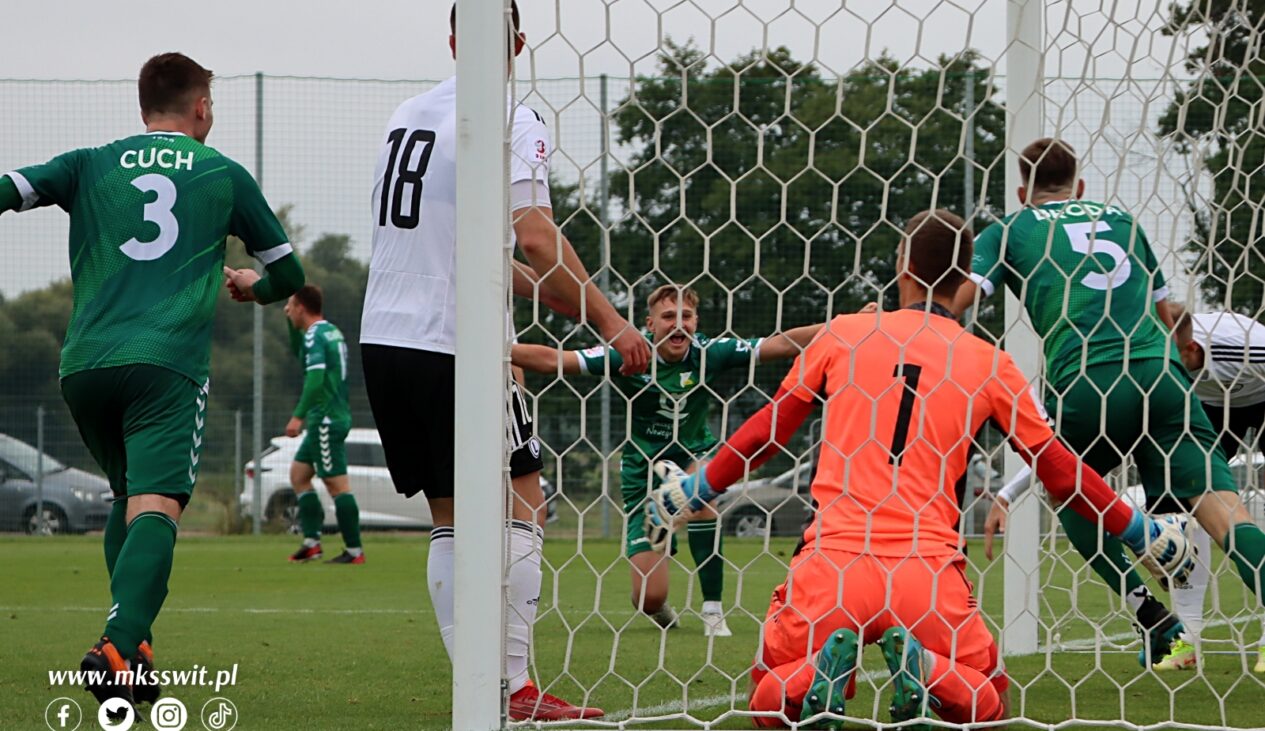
[
  {"xmin": 702, "ymin": 600, "xmax": 723, "ymax": 615},
  {"xmin": 346, "ymin": 546, "xmax": 363, "ymax": 558},
  {"xmin": 427, "ymin": 527, "xmax": 456, "ymax": 661},
  {"xmin": 302, "ymin": 537, "xmax": 320, "ymax": 548},
  {"xmin": 1171, "ymin": 524, "xmax": 1212, "ymax": 639},
  {"xmin": 506, "ymin": 519, "xmax": 543, "ymax": 695},
  {"xmin": 1125, "ymin": 584, "xmax": 1151, "ymax": 614}
]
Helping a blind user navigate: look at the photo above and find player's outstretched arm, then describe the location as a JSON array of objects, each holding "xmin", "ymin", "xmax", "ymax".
[
  {"xmin": 511, "ymin": 343, "xmax": 583, "ymax": 375},
  {"xmin": 651, "ymin": 387, "xmax": 815, "ymax": 522},
  {"xmin": 512, "ymin": 259, "xmax": 579, "ymax": 318},
  {"xmin": 513, "ymin": 206, "xmax": 649, "ymax": 374},
  {"xmin": 951, "ymin": 279, "xmax": 980, "ymax": 319},
  {"xmin": 756, "ymin": 323, "xmax": 826, "ymax": 362}
]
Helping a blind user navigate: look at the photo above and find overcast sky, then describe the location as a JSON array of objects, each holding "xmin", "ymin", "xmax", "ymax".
[{"xmin": 1, "ymin": 1, "xmax": 1201, "ymax": 298}]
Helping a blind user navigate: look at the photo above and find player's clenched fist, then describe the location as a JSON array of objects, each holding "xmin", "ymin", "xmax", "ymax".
[{"xmin": 223, "ymin": 266, "xmax": 261, "ymax": 302}]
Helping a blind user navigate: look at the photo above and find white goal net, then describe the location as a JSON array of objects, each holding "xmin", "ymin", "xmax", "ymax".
[{"xmin": 493, "ymin": 0, "xmax": 1265, "ymax": 728}]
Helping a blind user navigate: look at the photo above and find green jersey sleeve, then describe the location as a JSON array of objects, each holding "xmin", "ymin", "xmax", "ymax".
[
  {"xmin": 1137, "ymin": 228, "xmax": 1169, "ymax": 300},
  {"xmin": 576, "ymin": 345, "xmax": 624, "ymax": 375},
  {"xmin": 702, "ymin": 336, "xmax": 762, "ymax": 371},
  {"xmin": 288, "ymin": 321, "xmax": 304, "ymax": 359},
  {"xmin": 970, "ymin": 222, "xmax": 1006, "ymax": 297},
  {"xmin": 228, "ymin": 162, "xmax": 291, "ymax": 264},
  {"xmin": 6, "ymin": 149, "xmax": 89, "ymax": 212}
]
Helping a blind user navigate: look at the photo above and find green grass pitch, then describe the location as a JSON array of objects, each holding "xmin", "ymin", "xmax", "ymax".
[{"xmin": 1, "ymin": 533, "xmax": 1261, "ymax": 729}]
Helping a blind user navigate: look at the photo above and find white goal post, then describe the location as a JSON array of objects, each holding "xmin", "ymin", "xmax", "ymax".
[{"xmin": 450, "ymin": 0, "xmax": 1265, "ymax": 728}]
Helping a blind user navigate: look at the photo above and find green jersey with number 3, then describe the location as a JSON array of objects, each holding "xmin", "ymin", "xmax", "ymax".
[
  {"xmin": 292, "ymin": 320, "xmax": 352, "ymax": 424},
  {"xmin": 4, "ymin": 132, "xmax": 291, "ymax": 383},
  {"xmin": 971, "ymin": 200, "xmax": 1171, "ymax": 387},
  {"xmin": 578, "ymin": 333, "xmax": 762, "ymax": 466}
]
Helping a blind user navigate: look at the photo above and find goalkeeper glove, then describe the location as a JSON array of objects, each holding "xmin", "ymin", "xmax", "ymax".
[{"xmin": 645, "ymin": 460, "xmax": 718, "ymax": 553}]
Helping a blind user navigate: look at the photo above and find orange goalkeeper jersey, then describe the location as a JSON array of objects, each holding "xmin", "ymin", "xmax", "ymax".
[{"xmin": 781, "ymin": 307, "xmax": 1054, "ymax": 557}]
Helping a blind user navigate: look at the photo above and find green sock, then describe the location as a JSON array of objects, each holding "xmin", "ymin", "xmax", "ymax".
[
  {"xmin": 334, "ymin": 493, "xmax": 362, "ymax": 550},
  {"xmin": 103, "ymin": 499, "xmax": 128, "ymax": 577},
  {"xmin": 298, "ymin": 491, "xmax": 323, "ymax": 541},
  {"xmin": 687, "ymin": 519, "xmax": 724, "ymax": 603},
  {"xmin": 104, "ymin": 512, "xmax": 177, "ymax": 658},
  {"xmin": 1058, "ymin": 509, "xmax": 1146, "ymax": 596},
  {"xmin": 1223, "ymin": 522, "xmax": 1265, "ymax": 602}
]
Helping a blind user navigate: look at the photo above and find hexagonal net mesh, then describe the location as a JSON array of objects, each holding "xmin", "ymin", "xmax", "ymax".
[{"xmin": 506, "ymin": 1, "xmax": 1265, "ymax": 728}]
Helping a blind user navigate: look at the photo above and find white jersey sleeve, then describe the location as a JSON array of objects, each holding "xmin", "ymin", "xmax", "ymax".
[
  {"xmin": 509, "ymin": 104, "xmax": 551, "ymax": 210},
  {"xmin": 1190, "ymin": 312, "xmax": 1265, "ymax": 408}
]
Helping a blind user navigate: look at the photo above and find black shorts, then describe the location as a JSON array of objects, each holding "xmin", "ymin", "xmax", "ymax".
[{"xmin": 361, "ymin": 344, "xmax": 544, "ymax": 500}]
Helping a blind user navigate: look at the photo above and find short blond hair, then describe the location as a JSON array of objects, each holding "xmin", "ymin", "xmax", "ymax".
[{"xmin": 646, "ymin": 284, "xmax": 699, "ymax": 312}]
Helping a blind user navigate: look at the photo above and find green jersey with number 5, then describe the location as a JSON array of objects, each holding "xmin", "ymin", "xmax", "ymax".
[
  {"xmin": 4, "ymin": 132, "xmax": 291, "ymax": 383},
  {"xmin": 971, "ymin": 199, "xmax": 1171, "ymax": 387}
]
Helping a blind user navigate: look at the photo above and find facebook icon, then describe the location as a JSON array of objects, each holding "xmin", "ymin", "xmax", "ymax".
[{"xmin": 44, "ymin": 697, "xmax": 82, "ymax": 730}]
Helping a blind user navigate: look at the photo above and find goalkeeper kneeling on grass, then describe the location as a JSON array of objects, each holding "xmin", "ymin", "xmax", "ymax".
[
  {"xmin": 646, "ymin": 210, "xmax": 1195, "ymax": 728},
  {"xmin": 512, "ymin": 284, "xmax": 822, "ymax": 637}
]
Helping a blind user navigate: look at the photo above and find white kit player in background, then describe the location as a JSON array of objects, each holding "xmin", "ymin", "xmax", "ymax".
[
  {"xmin": 357, "ymin": 2, "xmax": 648, "ymax": 722},
  {"xmin": 987, "ymin": 304, "xmax": 1265, "ymax": 673}
]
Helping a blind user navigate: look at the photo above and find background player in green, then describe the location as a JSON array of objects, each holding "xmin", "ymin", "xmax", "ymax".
[
  {"xmin": 283, "ymin": 285, "xmax": 362, "ymax": 564},
  {"xmin": 0, "ymin": 53, "xmax": 304, "ymax": 715},
  {"xmin": 954, "ymin": 137, "xmax": 1265, "ymax": 666},
  {"xmin": 513, "ymin": 284, "xmax": 823, "ymax": 637}
]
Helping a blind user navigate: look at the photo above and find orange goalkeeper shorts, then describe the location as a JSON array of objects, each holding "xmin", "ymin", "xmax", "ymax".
[{"xmin": 751, "ymin": 549, "xmax": 1003, "ymax": 694}]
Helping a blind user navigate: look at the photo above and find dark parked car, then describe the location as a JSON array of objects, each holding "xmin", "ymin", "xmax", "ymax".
[
  {"xmin": 716, "ymin": 461, "xmax": 815, "ymax": 537},
  {"xmin": 0, "ymin": 434, "xmax": 113, "ymax": 534}
]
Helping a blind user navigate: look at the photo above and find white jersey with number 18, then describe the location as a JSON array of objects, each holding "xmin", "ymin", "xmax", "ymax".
[{"xmin": 360, "ymin": 75, "xmax": 552, "ymax": 354}]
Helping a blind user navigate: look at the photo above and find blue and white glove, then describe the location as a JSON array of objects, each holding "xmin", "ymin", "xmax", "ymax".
[{"xmin": 644, "ymin": 460, "xmax": 719, "ymax": 553}]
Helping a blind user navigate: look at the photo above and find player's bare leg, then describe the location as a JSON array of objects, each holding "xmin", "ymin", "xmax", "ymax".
[
  {"xmin": 629, "ymin": 550, "xmax": 675, "ymax": 628},
  {"xmin": 288, "ymin": 461, "xmax": 323, "ymax": 562},
  {"xmin": 322, "ymin": 475, "xmax": 363, "ymax": 564}
]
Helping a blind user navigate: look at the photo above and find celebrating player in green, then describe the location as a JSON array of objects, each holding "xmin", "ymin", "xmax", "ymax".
[
  {"xmin": 0, "ymin": 53, "xmax": 303, "ymax": 715},
  {"xmin": 513, "ymin": 284, "xmax": 822, "ymax": 637},
  {"xmin": 283, "ymin": 285, "xmax": 362, "ymax": 564},
  {"xmin": 955, "ymin": 137, "xmax": 1265, "ymax": 666}
]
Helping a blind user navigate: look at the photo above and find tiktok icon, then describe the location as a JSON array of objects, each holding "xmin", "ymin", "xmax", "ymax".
[{"xmin": 199, "ymin": 697, "xmax": 238, "ymax": 731}]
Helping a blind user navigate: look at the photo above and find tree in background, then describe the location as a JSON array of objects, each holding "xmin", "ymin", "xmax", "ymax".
[
  {"xmin": 522, "ymin": 43, "xmax": 1006, "ymax": 502},
  {"xmin": 1160, "ymin": 0, "xmax": 1265, "ymax": 311}
]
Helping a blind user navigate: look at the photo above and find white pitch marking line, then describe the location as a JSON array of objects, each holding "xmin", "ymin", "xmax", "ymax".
[{"xmin": 598, "ymin": 616, "xmax": 1260, "ymax": 723}]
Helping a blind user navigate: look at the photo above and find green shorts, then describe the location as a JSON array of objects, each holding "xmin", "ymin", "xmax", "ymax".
[
  {"xmin": 61, "ymin": 364, "xmax": 209, "ymax": 506},
  {"xmin": 294, "ymin": 417, "xmax": 350, "ymax": 478},
  {"xmin": 1046, "ymin": 358, "xmax": 1235, "ymax": 506},
  {"xmin": 620, "ymin": 447, "xmax": 712, "ymax": 558}
]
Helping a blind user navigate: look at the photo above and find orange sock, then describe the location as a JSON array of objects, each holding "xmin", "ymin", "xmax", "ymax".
[{"xmin": 922, "ymin": 648, "xmax": 1005, "ymax": 724}]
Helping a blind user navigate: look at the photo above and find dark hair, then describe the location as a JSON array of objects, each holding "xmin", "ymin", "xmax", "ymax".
[
  {"xmin": 1019, "ymin": 138, "xmax": 1078, "ymax": 191},
  {"xmin": 292, "ymin": 284, "xmax": 323, "ymax": 315},
  {"xmin": 138, "ymin": 53, "xmax": 213, "ymax": 116},
  {"xmin": 646, "ymin": 284, "xmax": 699, "ymax": 312},
  {"xmin": 450, "ymin": 1, "xmax": 521, "ymax": 35},
  {"xmin": 903, "ymin": 210, "xmax": 973, "ymax": 297}
]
